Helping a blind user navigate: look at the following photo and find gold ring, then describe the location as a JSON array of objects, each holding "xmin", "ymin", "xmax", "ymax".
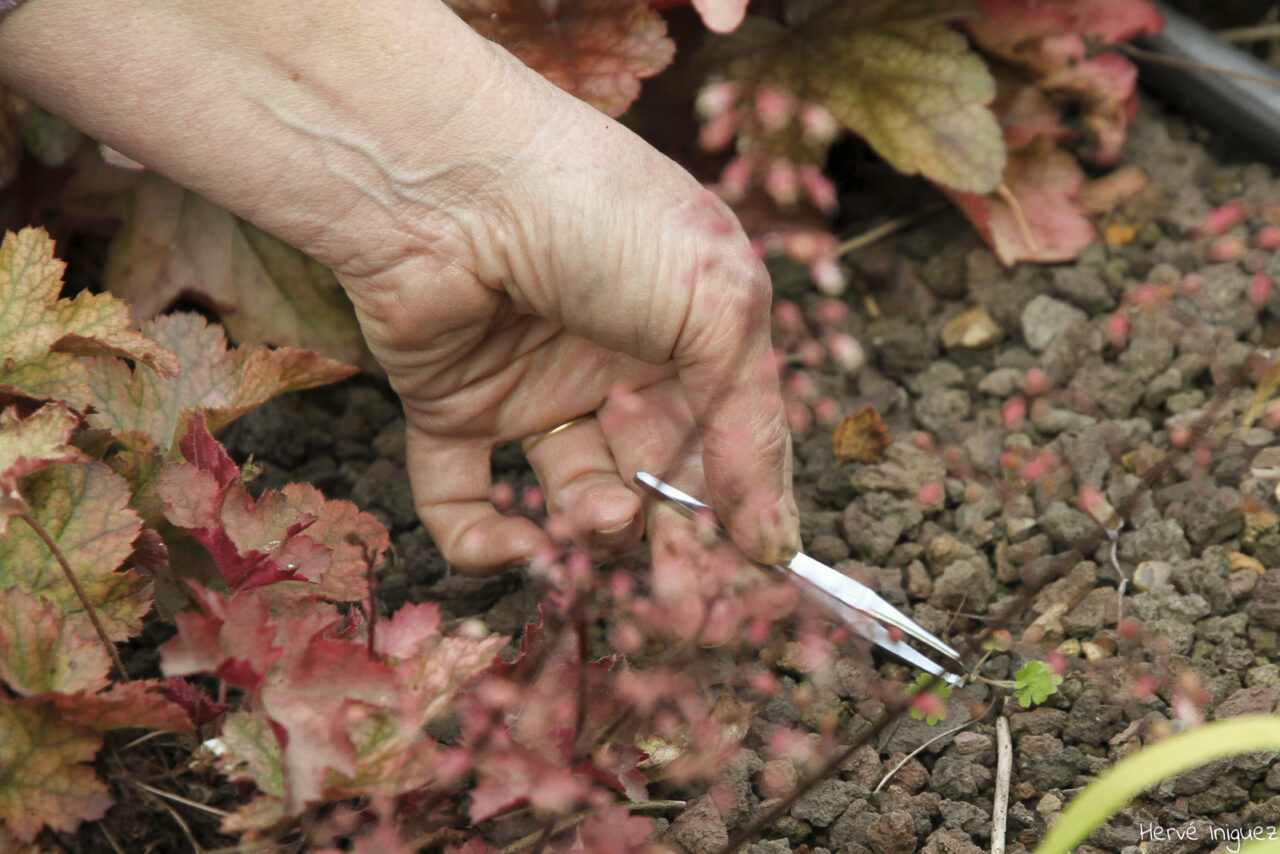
[{"xmin": 521, "ymin": 415, "xmax": 593, "ymax": 455}]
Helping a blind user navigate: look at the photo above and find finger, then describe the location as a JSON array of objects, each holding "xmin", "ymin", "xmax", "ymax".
[
  {"xmin": 523, "ymin": 415, "xmax": 642, "ymax": 551},
  {"xmin": 406, "ymin": 427, "xmax": 548, "ymax": 574},
  {"xmin": 597, "ymin": 379, "xmax": 706, "ymax": 559},
  {"xmin": 673, "ymin": 243, "xmax": 799, "ymax": 564}
]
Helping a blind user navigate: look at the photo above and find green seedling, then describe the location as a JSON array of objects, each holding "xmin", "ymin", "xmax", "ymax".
[{"xmin": 906, "ymin": 671, "xmax": 952, "ymax": 725}]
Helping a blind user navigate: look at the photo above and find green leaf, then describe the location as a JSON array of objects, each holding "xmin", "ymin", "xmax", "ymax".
[
  {"xmin": 905, "ymin": 671, "xmax": 952, "ymax": 725},
  {"xmin": 1035, "ymin": 716, "xmax": 1280, "ymax": 854},
  {"xmin": 0, "ymin": 588, "xmax": 109, "ymax": 696},
  {"xmin": 217, "ymin": 711, "xmax": 286, "ymax": 799},
  {"xmin": 1013, "ymin": 660, "xmax": 1062, "ymax": 708},
  {"xmin": 712, "ymin": 0, "xmax": 1005, "ymax": 193},
  {"xmin": 0, "ymin": 462, "xmax": 151, "ymax": 641},
  {"xmin": 0, "ymin": 697, "xmax": 111, "ymax": 843},
  {"xmin": 0, "ymin": 227, "xmax": 178, "ymax": 410}
]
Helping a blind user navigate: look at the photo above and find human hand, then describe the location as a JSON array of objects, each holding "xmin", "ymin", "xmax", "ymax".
[
  {"xmin": 0, "ymin": 0, "xmax": 800, "ymax": 574},
  {"xmin": 334, "ymin": 55, "xmax": 800, "ymax": 572}
]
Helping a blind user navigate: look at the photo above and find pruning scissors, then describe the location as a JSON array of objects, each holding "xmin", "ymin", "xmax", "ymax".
[{"xmin": 636, "ymin": 472, "xmax": 967, "ymax": 686}]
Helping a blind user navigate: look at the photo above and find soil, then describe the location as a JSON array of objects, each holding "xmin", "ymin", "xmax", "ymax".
[
  {"xmin": 55, "ymin": 54, "xmax": 1280, "ymax": 851},
  {"xmin": 209, "ymin": 92, "xmax": 1280, "ymax": 854}
]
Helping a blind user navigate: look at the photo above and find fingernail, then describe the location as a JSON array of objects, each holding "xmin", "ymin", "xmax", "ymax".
[
  {"xmin": 591, "ymin": 517, "xmax": 638, "ymax": 550},
  {"xmin": 759, "ymin": 495, "xmax": 801, "ymax": 564}
]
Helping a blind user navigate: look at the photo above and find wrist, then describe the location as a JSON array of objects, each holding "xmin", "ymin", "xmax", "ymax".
[{"xmin": 0, "ymin": 0, "xmax": 537, "ymax": 272}]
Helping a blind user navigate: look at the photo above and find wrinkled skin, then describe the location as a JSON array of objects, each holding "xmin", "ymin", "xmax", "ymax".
[{"xmin": 0, "ymin": 0, "xmax": 799, "ymax": 572}]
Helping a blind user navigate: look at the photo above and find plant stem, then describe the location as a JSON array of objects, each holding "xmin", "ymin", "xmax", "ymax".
[
  {"xmin": 991, "ymin": 716, "xmax": 1012, "ymax": 854},
  {"xmin": 17, "ymin": 509, "xmax": 129, "ymax": 680},
  {"xmin": 1118, "ymin": 44, "xmax": 1280, "ymax": 92},
  {"xmin": 1216, "ymin": 22, "xmax": 1280, "ymax": 43},
  {"xmin": 874, "ymin": 718, "xmax": 977, "ymax": 794}
]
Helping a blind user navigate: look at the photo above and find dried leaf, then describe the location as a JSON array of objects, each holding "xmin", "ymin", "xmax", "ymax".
[
  {"xmin": 832, "ymin": 406, "xmax": 891, "ymax": 464},
  {"xmin": 0, "ymin": 698, "xmax": 111, "ymax": 843},
  {"xmin": 1244, "ymin": 359, "xmax": 1280, "ymax": 428},
  {"xmin": 0, "ymin": 228, "xmax": 178, "ymax": 410},
  {"xmin": 63, "ymin": 158, "xmax": 375, "ymax": 370},
  {"xmin": 713, "ymin": 1, "xmax": 1005, "ymax": 193},
  {"xmin": 447, "ymin": 0, "xmax": 675, "ymax": 116},
  {"xmin": 86, "ymin": 312, "xmax": 355, "ymax": 453},
  {"xmin": 947, "ymin": 137, "xmax": 1095, "ymax": 265},
  {"xmin": 0, "ymin": 462, "xmax": 150, "ymax": 641}
]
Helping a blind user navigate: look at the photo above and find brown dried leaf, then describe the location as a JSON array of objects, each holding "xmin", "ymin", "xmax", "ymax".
[{"xmin": 832, "ymin": 406, "xmax": 891, "ymax": 464}]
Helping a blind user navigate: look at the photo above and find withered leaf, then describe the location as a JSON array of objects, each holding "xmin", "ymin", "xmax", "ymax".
[{"xmin": 833, "ymin": 406, "xmax": 891, "ymax": 464}]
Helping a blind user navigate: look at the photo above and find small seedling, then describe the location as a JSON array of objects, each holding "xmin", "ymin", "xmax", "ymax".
[
  {"xmin": 1014, "ymin": 660, "xmax": 1063, "ymax": 708},
  {"xmin": 906, "ymin": 671, "xmax": 953, "ymax": 725}
]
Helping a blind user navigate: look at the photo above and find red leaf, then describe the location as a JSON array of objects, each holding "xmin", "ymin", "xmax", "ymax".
[
  {"xmin": 163, "ymin": 677, "xmax": 230, "ymax": 726},
  {"xmin": 158, "ymin": 414, "xmax": 383, "ymax": 599},
  {"xmin": 948, "ymin": 137, "xmax": 1096, "ymax": 265},
  {"xmin": 966, "ymin": 0, "xmax": 1160, "ymax": 164},
  {"xmin": 162, "ymin": 585, "xmax": 400, "ymax": 812},
  {"xmin": 446, "ymin": 0, "xmax": 675, "ymax": 117},
  {"xmin": 576, "ymin": 806, "xmax": 655, "ymax": 854}
]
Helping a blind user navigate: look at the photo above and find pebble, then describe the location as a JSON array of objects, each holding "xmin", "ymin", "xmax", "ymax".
[
  {"xmin": 1021, "ymin": 295, "xmax": 1089, "ymax": 352},
  {"xmin": 941, "ymin": 306, "xmax": 1003, "ymax": 349}
]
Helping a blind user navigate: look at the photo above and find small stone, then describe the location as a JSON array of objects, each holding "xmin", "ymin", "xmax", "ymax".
[
  {"xmin": 1214, "ymin": 685, "xmax": 1278, "ymax": 719},
  {"xmin": 790, "ymin": 779, "xmax": 862, "ymax": 828},
  {"xmin": 746, "ymin": 841, "xmax": 791, "ymax": 854},
  {"xmin": 1069, "ymin": 364, "xmax": 1145, "ymax": 419},
  {"xmin": 914, "ymin": 388, "xmax": 971, "ymax": 433},
  {"xmin": 977, "ymin": 367, "xmax": 1024, "ymax": 397},
  {"xmin": 666, "ymin": 795, "xmax": 728, "ymax": 854},
  {"xmin": 930, "ymin": 756, "xmax": 992, "ymax": 800},
  {"xmin": 941, "ymin": 306, "xmax": 1003, "ymax": 349},
  {"xmin": 921, "ymin": 828, "xmax": 982, "ymax": 854},
  {"xmin": 1021, "ymin": 295, "xmax": 1088, "ymax": 352},
  {"xmin": 1050, "ymin": 267, "xmax": 1115, "ymax": 313},
  {"xmin": 905, "ymin": 560, "xmax": 933, "ymax": 600},
  {"xmin": 867, "ymin": 810, "xmax": 917, "ymax": 854},
  {"xmin": 1064, "ymin": 586, "xmax": 1120, "ymax": 637},
  {"xmin": 1132, "ymin": 560, "xmax": 1175, "ymax": 593},
  {"xmin": 809, "ymin": 534, "xmax": 851, "ymax": 566}
]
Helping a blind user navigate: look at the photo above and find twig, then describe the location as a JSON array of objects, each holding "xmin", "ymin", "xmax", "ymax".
[
  {"xmin": 138, "ymin": 784, "xmax": 204, "ymax": 853},
  {"xmin": 1216, "ymin": 22, "xmax": 1280, "ymax": 43},
  {"xmin": 17, "ymin": 510, "xmax": 128, "ymax": 680},
  {"xmin": 837, "ymin": 203, "xmax": 947, "ymax": 257},
  {"xmin": 133, "ymin": 780, "xmax": 231, "ymax": 819},
  {"xmin": 1118, "ymin": 44, "xmax": 1280, "ymax": 92},
  {"xmin": 996, "ymin": 183, "xmax": 1039, "ymax": 255},
  {"xmin": 873, "ymin": 718, "xmax": 978, "ymax": 794},
  {"xmin": 98, "ymin": 823, "xmax": 127, "ymax": 854},
  {"xmin": 991, "ymin": 716, "xmax": 1012, "ymax": 854}
]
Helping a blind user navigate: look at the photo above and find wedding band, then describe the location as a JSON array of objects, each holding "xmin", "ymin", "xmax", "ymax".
[{"xmin": 521, "ymin": 415, "xmax": 593, "ymax": 455}]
